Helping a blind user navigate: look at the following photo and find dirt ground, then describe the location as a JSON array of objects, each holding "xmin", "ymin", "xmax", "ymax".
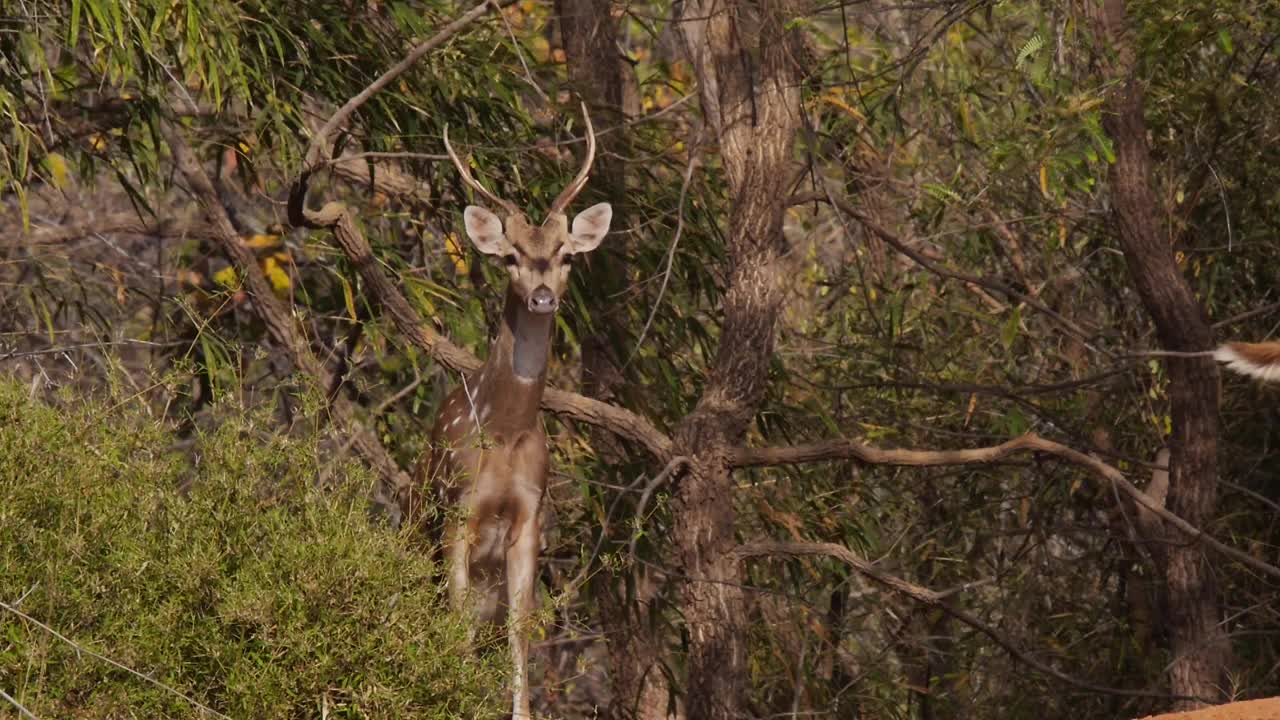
[{"xmin": 1137, "ymin": 698, "xmax": 1280, "ymax": 720}]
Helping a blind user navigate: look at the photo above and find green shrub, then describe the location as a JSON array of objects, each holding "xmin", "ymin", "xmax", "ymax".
[{"xmin": 0, "ymin": 380, "xmax": 504, "ymax": 719}]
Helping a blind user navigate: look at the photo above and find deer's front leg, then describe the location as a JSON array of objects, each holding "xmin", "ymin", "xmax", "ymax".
[
  {"xmin": 507, "ymin": 513, "xmax": 540, "ymax": 719},
  {"xmin": 447, "ymin": 522, "xmax": 474, "ymax": 637}
]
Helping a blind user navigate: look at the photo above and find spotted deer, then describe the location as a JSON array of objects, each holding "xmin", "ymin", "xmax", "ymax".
[{"xmin": 401, "ymin": 107, "xmax": 610, "ymax": 719}]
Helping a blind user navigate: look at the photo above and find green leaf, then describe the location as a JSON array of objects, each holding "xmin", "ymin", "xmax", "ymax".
[
  {"xmin": 1015, "ymin": 33, "xmax": 1044, "ymax": 71},
  {"xmin": 1000, "ymin": 305, "xmax": 1021, "ymax": 349},
  {"xmin": 68, "ymin": 0, "xmax": 82, "ymax": 45}
]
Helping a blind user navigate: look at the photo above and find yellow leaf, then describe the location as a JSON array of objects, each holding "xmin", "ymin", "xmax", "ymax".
[
  {"xmin": 444, "ymin": 233, "xmax": 468, "ymax": 274},
  {"xmin": 87, "ymin": 133, "xmax": 107, "ymax": 151},
  {"xmin": 822, "ymin": 93, "xmax": 865, "ymax": 124},
  {"xmin": 113, "ymin": 268, "xmax": 126, "ymax": 305},
  {"xmin": 262, "ymin": 256, "xmax": 291, "ymax": 293},
  {"xmin": 45, "ymin": 153, "xmax": 69, "ymax": 188},
  {"xmin": 243, "ymin": 233, "xmax": 281, "ymax": 249},
  {"xmin": 213, "ymin": 266, "xmax": 239, "ymax": 288},
  {"xmin": 1038, "ymin": 164, "xmax": 1049, "ymax": 198},
  {"xmin": 341, "ymin": 275, "xmax": 358, "ymax": 322}
]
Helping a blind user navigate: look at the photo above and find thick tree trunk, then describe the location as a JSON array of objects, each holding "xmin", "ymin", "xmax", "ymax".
[
  {"xmin": 555, "ymin": 5, "xmax": 672, "ymax": 717},
  {"xmin": 672, "ymin": 2, "xmax": 802, "ymax": 717},
  {"xmin": 1094, "ymin": 0, "xmax": 1230, "ymax": 706},
  {"xmin": 555, "ymin": 0, "xmax": 632, "ymax": 415}
]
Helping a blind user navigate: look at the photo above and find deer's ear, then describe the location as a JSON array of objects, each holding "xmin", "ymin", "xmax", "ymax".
[
  {"xmin": 567, "ymin": 202, "xmax": 612, "ymax": 254},
  {"xmin": 464, "ymin": 205, "xmax": 514, "ymax": 256}
]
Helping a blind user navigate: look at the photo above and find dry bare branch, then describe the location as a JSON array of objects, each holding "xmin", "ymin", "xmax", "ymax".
[
  {"xmin": 729, "ymin": 433, "xmax": 1280, "ymax": 580},
  {"xmin": 13, "ymin": 213, "xmax": 219, "ymax": 246},
  {"xmin": 290, "ymin": 0, "xmax": 515, "ymax": 229}
]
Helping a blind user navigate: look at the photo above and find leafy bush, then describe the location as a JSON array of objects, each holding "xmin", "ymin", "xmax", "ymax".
[{"xmin": 0, "ymin": 380, "xmax": 504, "ymax": 719}]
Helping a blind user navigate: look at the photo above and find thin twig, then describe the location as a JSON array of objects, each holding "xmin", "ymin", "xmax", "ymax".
[
  {"xmin": 493, "ymin": 0, "xmax": 550, "ymax": 105},
  {"xmin": 0, "ymin": 601, "xmax": 231, "ymax": 719},
  {"xmin": 624, "ymin": 137, "xmax": 700, "ymax": 368},
  {"xmin": 302, "ymin": 0, "xmax": 517, "ymax": 172},
  {"xmin": 0, "ymin": 689, "xmax": 39, "ymax": 720},
  {"xmin": 627, "ymin": 456, "xmax": 691, "ymax": 562},
  {"xmin": 791, "ymin": 191, "xmax": 1096, "ymax": 343},
  {"xmin": 0, "ymin": 340, "xmax": 186, "ymax": 362},
  {"xmin": 1213, "ymin": 300, "xmax": 1280, "ymax": 329},
  {"xmin": 1207, "ymin": 162, "xmax": 1233, "ymax": 251}
]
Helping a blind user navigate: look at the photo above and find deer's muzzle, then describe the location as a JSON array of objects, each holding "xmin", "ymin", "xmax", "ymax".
[{"xmin": 528, "ymin": 285, "xmax": 558, "ymax": 314}]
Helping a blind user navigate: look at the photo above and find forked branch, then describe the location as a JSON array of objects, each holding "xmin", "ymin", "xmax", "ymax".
[{"xmin": 790, "ymin": 191, "xmax": 1094, "ymax": 342}]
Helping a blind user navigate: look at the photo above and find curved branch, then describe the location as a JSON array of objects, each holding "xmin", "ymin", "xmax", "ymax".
[
  {"xmin": 327, "ymin": 153, "xmax": 433, "ymax": 207},
  {"xmin": 733, "ymin": 541, "xmax": 1188, "ymax": 701},
  {"xmin": 289, "ymin": 0, "xmax": 514, "ymax": 229},
  {"xmin": 301, "ymin": 0, "xmax": 512, "ymax": 173},
  {"xmin": 729, "ymin": 433, "xmax": 1280, "ymax": 581}
]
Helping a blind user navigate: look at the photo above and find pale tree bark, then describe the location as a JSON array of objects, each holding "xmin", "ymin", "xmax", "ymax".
[
  {"xmin": 1092, "ymin": 0, "xmax": 1231, "ymax": 707},
  {"xmin": 671, "ymin": 2, "xmax": 803, "ymax": 717}
]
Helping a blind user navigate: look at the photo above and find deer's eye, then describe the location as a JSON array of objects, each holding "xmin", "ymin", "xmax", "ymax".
[
  {"xmin": 560, "ymin": 253, "xmax": 575, "ymax": 266},
  {"xmin": 503, "ymin": 254, "xmax": 519, "ymax": 267}
]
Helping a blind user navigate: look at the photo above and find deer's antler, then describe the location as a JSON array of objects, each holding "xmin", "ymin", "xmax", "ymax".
[
  {"xmin": 547, "ymin": 102, "xmax": 597, "ymax": 218},
  {"xmin": 443, "ymin": 126, "xmax": 520, "ymax": 218}
]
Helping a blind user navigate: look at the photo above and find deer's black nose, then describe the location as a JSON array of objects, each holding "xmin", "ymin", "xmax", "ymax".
[{"xmin": 528, "ymin": 285, "xmax": 558, "ymax": 314}]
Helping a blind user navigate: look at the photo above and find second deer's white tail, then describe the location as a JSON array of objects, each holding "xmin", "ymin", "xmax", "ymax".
[{"xmin": 1214, "ymin": 341, "xmax": 1280, "ymax": 382}]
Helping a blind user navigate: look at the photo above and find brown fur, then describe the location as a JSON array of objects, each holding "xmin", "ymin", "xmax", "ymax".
[
  {"xmin": 1224, "ymin": 341, "xmax": 1280, "ymax": 369},
  {"xmin": 413, "ymin": 111, "xmax": 610, "ymax": 718}
]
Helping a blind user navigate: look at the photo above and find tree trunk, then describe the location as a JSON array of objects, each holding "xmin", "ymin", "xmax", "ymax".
[
  {"xmin": 555, "ymin": 5, "xmax": 673, "ymax": 717},
  {"xmin": 672, "ymin": 2, "xmax": 802, "ymax": 717},
  {"xmin": 1093, "ymin": 0, "xmax": 1230, "ymax": 706},
  {"xmin": 555, "ymin": 0, "xmax": 632, "ymax": 417}
]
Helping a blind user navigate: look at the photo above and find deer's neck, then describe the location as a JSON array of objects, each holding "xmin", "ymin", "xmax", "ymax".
[{"xmin": 469, "ymin": 286, "xmax": 553, "ymax": 434}]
